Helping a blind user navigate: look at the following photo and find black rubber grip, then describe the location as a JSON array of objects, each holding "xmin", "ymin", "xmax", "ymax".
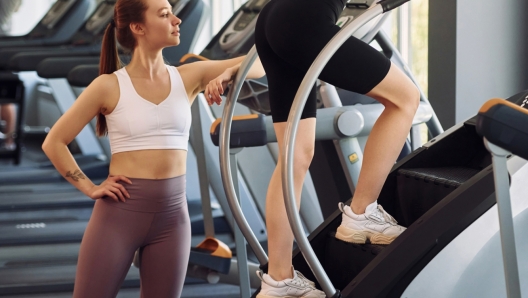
[
  {"xmin": 476, "ymin": 104, "xmax": 528, "ymax": 161},
  {"xmin": 380, "ymin": 0, "xmax": 410, "ymax": 12},
  {"xmin": 37, "ymin": 57, "xmax": 100, "ymax": 79},
  {"xmin": 67, "ymin": 65, "xmax": 99, "ymax": 87},
  {"xmin": 210, "ymin": 114, "xmax": 267, "ymax": 148}
]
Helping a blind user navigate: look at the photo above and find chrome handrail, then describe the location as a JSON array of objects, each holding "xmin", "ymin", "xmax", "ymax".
[{"xmin": 219, "ymin": 46, "xmax": 268, "ymax": 265}]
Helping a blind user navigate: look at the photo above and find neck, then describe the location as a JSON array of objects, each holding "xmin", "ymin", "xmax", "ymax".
[{"xmin": 126, "ymin": 46, "xmax": 166, "ymax": 80}]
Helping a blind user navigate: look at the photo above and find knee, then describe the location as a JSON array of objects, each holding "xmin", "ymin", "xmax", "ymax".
[
  {"xmin": 390, "ymin": 82, "xmax": 420, "ymax": 118},
  {"xmin": 404, "ymin": 82, "xmax": 420, "ymax": 112},
  {"xmin": 293, "ymin": 145, "xmax": 314, "ymax": 173}
]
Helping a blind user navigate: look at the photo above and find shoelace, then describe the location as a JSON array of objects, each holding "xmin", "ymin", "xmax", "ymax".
[
  {"xmin": 295, "ymin": 270, "xmax": 315, "ymax": 287},
  {"xmin": 290, "ymin": 277, "xmax": 312, "ymax": 288},
  {"xmin": 370, "ymin": 205, "xmax": 398, "ymax": 225},
  {"xmin": 256, "ymin": 270, "xmax": 315, "ymax": 289}
]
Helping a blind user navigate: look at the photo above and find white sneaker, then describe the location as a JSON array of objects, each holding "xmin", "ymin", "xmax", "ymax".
[
  {"xmin": 335, "ymin": 201, "xmax": 405, "ymax": 245},
  {"xmin": 256, "ymin": 267, "xmax": 325, "ymax": 298}
]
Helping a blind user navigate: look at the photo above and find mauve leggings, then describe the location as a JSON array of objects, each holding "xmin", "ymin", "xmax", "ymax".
[{"xmin": 73, "ymin": 175, "xmax": 191, "ymax": 298}]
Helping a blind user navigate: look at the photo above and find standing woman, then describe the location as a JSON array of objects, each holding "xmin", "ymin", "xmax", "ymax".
[
  {"xmin": 41, "ymin": 0, "xmax": 264, "ymax": 297},
  {"xmin": 252, "ymin": 0, "xmax": 419, "ymax": 296}
]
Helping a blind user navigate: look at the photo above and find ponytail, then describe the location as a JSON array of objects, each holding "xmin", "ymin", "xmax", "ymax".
[
  {"xmin": 96, "ymin": 0, "xmax": 148, "ymax": 136},
  {"xmin": 96, "ymin": 20, "xmax": 120, "ymax": 136}
]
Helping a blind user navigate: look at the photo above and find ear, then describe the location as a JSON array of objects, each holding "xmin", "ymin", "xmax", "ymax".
[{"xmin": 129, "ymin": 22, "xmax": 145, "ymax": 36}]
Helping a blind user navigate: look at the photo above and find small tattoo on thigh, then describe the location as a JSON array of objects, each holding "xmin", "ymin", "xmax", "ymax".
[{"xmin": 65, "ymin": 169, "xmax": 86, "ymax": 182}]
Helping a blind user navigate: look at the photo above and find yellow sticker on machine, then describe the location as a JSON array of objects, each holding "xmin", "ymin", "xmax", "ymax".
[{"xmin": 349, "ymin": 153, "xmax": 359, "ymax": 164}]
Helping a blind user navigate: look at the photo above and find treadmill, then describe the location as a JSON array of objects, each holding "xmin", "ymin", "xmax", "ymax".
[
  {"xmin": 0, "ymin": 1, "xmax": 110, "ymax": 185},
  {"xmin": 0, "ymin": 1, "xmax": 211, "ymax": 296},
  {"xmin": 0, "ymin": 0, "xmax": 209, "ymax": 188},
  {"xmin": 0, "ymin": 0, "xmax": 94, "ymax": 48},
  {"xmin": 0, "ymin": 0, "xmax": 208, "ymax": 246},
  {"xmin": 0, "ymin": 1, "xmax": 118, "ymax": 186}
]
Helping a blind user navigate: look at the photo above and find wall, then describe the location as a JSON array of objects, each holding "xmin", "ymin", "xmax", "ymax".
[{"xmin": 429, "ymin": 0, "xmax": 528, "ymax": 128}]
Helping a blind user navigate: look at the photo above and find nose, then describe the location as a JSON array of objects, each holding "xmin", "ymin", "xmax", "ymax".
[{"xmin": 172, "ymin": 15, "xmax": 181, "ymax": 26}]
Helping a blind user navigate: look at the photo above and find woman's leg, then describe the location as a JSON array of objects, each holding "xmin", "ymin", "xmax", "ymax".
[
  {"xmin": 350, "ymin": 63, "xmax": 419, "ymax": 214},
  {"xmin": 266, "ymin": 118, "xmax": 316, "ymax": 281},
  {"xmin": 73, "ymin": 201, "xmax": 151, "ymax": 298},
  {"xmin": 138, "ymin": 205, "xmax": 191, "ymax": 298},
  {"xmin": 0, "ymin": 104, "xmax": 16, "ymax": 147}
]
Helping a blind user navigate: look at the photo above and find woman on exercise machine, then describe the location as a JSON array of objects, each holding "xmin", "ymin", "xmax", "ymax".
[
  {"xmin": 208, "ymin": 0, "xmax": 419, "ymax": 296},
  {"xmin": 42, "ymin": 0, "xmax": 264, "ymax": 297}
]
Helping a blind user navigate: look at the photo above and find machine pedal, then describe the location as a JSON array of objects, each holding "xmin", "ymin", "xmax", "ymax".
[
  {"xmin": 323, "ymin": 232, "xmax": 384, "ymax": 291},
  {"xmin": 189, "ymin": 238, "xmax": 233, "ymax": 274},
  {"xmin": 396, "ymin": 167, "xmax": 481, "ymax": 224}
]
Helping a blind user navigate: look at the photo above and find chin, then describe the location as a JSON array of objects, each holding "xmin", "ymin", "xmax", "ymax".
[{"xmin": 169, "ymin": 38, "xmax": 180, "ymax": 47}]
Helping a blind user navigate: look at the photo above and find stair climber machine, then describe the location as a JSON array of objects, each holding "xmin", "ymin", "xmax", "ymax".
[
  {"xmin": 209, "ymin": 0, "xmax": 444, "ymax": 219},
  {"xmin": 205, "ymin": 1, "xmax": 440, "ymax": 298},
  {"xmin": 209, "ymin": 1, "xmax": 528, "ymax": 298},
  {"xmin": 216, "ymin": 1, "xmax": 528, "ymax": 298}
]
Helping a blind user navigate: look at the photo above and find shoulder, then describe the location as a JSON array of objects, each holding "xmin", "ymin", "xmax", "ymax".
[
  {"xmin": 90, "ymin": 73, "xmax": 119, "ymax": 91},
  {"xmin": 81, "ymin": 73, "xmax": 120, "ymax": 113}
]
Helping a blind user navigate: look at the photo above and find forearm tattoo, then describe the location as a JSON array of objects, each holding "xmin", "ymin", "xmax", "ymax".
[{"xmin": 65, "ymin": 169, "xmax": 86, "ymax": 182}]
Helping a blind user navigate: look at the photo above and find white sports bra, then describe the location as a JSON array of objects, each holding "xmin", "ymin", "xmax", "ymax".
[{"xmin": 106, "ymin": 65, "xmax": 191, "ymax": 155}]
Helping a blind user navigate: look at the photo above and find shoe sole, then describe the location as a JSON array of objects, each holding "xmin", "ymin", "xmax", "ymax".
[
  {"xmin": 335, "ymin": 226, "xmax": 397, "ymax": 245},
  {"xmin": 257, "ymin": 295, "xmax": 291, "ymax": 298},
  {"xmin": 257, "ymin": 294, "xmax": 321, "ymax": 298}
]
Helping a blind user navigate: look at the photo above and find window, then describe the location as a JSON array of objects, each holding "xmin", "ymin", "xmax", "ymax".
[
  {"xmin": 383, "ymin": 1, "xmax": 429, "ymax": 143},
  {"xmin": 1, "ymin": 0, "xmax": 56, "ymax": 37},
  {"xmin": 386, "ymin": 0, "xmax": 429, "ymax": 97}
]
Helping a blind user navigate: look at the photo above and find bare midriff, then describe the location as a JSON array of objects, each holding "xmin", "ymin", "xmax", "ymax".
[{"xmin": 109, "ymin": 149, "xmax": 187, "ymax": 179}]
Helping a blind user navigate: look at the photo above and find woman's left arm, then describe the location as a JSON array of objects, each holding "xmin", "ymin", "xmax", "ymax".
[{"xmin": 178, "ymin": 56, "xmax": 265, "ymax": 105}]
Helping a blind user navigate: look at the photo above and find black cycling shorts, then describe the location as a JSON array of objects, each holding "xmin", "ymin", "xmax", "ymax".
[{"xmin": 255, "ymin": 0, "xmax": 391, "ymax": 122}]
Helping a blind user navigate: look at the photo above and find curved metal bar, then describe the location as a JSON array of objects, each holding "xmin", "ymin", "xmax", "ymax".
[
  {"xmin": 360, "ymin": 11, "xmax": 390, "ymax": 44},
  {"xmin": 281, "ymin": 4, "xmax": 385, "ymax": 297},
  {"xmin": 219, "ymin": 46, "xmax": 268, "ymax": 265},
  {"xmin": 373, "ymin": 30, "xmax": 443, "ymax": 137}
]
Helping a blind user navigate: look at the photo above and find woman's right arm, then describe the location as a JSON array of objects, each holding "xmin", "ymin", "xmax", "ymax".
[{"xmin": 42, "ymin": 74, "xmax": 130, "ymax": 202}]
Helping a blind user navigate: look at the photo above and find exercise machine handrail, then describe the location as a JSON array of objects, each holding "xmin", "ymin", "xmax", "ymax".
[
  {"xmin": 477, "ymin": 98, "xmax": 528, "ymax": 298},
  {"xmin": 219, "ymin": 46, "xmax": 269, "ymax": 265},
  {"xmin": 281, "ymin": 1, "xmax": 410, "ymax": 297}
]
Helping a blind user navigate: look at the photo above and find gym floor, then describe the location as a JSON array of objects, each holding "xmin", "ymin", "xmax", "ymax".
[{"xmin": 1, "ymin": 283, "xmax": 246, "ymax": 297}]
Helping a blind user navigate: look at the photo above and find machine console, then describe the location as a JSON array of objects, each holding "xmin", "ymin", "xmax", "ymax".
[
  {"xmin": 171, "ymin": 0, "xmax": 191, "ymax": 16},
  {"xmin": 41, "ymin": 0, "xmax": 77, "ymax": 30},
  {"xmin": 203, "ymin": 0, "xmax": 381, "ymax": 114},
  {"xmin": 84, "ymin": 1, "xmax": 115, "ymax": 35},
  {"xmin": 219, "ymin": 0, "xmax": 269, "ymax": 51}
]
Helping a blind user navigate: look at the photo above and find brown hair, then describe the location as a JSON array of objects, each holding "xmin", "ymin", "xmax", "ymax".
[{"xmin": 96, "ymin": 0, "xmax": 148, "ymax": 136}]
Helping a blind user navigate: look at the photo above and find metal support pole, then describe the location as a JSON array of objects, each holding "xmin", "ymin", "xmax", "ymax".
[
  {"xmin": 410, "ymin": 125, "xmax": 422, "ymax": 151},
  {"xmin": 484, "ymin": 139, "xmax": 521, "ymax": 298},
  {"xmin": 230, "ymin": 148, "xmax": 251, "ymax": 298},
  {"xmin": 190, "ymin": 101, "xmax": 215, "ymax": 238}
]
